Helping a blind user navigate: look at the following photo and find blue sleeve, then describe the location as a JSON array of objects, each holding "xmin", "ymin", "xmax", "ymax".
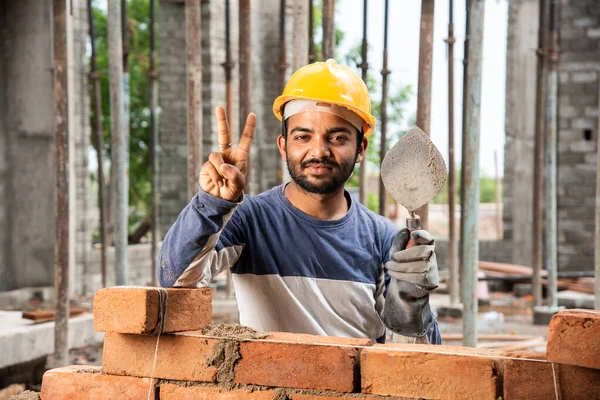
[
  {"xmin": 427, "ymin": 318, "xmax": 442, "ymax": 344},
  {"xmin": 157, "ymin": 188, "xmax": 242, "ymax": 287}
]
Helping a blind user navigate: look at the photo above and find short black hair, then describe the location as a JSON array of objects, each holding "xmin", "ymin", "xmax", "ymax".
[{"xmin": 281, "ymin": 118, "xmax": 365, "ymax": 149}]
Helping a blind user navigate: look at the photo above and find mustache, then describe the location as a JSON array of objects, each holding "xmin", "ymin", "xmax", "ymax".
[{"xmin": 301, "ymin": 158, "xmax": 338, "ymax": 169}]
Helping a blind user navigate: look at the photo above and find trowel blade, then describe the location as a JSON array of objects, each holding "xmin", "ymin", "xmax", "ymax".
[{"xmin": 381, "ymin": 126, "xmax": 447, "ymax": 212}]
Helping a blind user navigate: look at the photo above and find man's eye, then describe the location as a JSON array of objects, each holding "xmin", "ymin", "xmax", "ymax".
[
  {"xmin": 294, "ymin": 135, "xmax": 307, "ymax": 140},
  {"xmin": 332, "ymin": 135, "xmax": 349, "ymax": 142}
]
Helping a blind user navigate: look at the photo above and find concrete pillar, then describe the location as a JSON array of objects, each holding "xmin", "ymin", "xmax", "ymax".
[{"xmin": 503, "ymin": 0, "xmax": 538, "ymax": 267}]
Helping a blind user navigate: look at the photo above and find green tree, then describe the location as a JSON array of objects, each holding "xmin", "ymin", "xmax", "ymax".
[{"xmin": 91, "ymin": 0, "xmax": 154, "ymax": 235}]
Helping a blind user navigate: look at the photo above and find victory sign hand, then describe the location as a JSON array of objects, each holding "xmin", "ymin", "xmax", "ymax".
[{"xmin": 199, "ymin": 106, "xmax": 256, "ymax": 201}]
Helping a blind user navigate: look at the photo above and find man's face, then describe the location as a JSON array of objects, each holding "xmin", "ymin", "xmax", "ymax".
[{"xmin": 277, "ymin": 111, "xmax": 367, "ymax": 195}]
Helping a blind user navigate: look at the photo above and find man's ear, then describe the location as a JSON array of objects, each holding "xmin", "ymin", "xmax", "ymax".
[
  {"xmin": 277, "ymin": 134, "xmax": 287, "ymax": 161},
  {"xmin": 355, "ymin": 137, "xmax": 368, "ymax": 163}
]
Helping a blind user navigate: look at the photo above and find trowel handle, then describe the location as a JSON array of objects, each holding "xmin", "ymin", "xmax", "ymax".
[{"xmin": 405, "ymin": 212, "xmax": 421, "ymax": 249}]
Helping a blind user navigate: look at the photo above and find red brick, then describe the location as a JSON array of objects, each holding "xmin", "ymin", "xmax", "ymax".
[
  {"xmin": 94, "ymin": 287, "xmax": 212, "ymax": 334},
  {"xmin": 503, "ymin": 351, "xmax": 600, "ymax": 400},
  {"xmin": 361, "ymin": 344, "xmax": 501, "ymax": 400},
  {"xmin": 547, "ymin": 309, "xmax": 600, "ymax": 370},
  {"xmin": 159, "ymin": 384, "xmax": 278, "ymax": 400},
  {"xmin": 290, "ymin": 394, "xmax": 408, "ymax": 399},
  {"xmin": 234, "ymin": 332, "xmax": 371, "ymax": 393},
  {"xmin": 102, "ymin": 332, "xmax": 219, "ymax": 382},
  {"xmin": 40, "ymin": 365, "xmax": 156, "ymax": 400}
]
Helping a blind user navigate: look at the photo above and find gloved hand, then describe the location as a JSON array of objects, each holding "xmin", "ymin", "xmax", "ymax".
[{"xmin": 382, "ymin": 228, "xmax": 439, "ymax": 338}]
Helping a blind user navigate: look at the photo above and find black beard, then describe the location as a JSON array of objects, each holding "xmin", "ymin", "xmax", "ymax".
[{"xmin": 286, "ymin": 155, "xmax": 357, "ymax": 195}]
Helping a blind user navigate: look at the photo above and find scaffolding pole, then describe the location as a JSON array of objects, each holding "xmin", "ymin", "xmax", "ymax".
[
  {"xmin": 596, "ymin": 67, "xmax": 600, "ymax": 309},
  {"xmin": 276, "ymin": 0, "xmax": 288, "ymax": 185},
  {"xmin": 446, "ymin": 0, "xmax": 459, "ymax": 306},
  {"xmin": 414, "ymin": 0, "xmax": 435, "ymax": 229},
  {"xmin": 291, "ymin": 0, "xmax": 308, "ymax": 71},
  {"xmin": 308, "ymin": 0, "xmax": 316, "ymax": 63},
  {"xmin": 88, "ymin": 0, "xmax": 108, "ymax": 288},
  {"xmin": 186, "ymin": 0, "xmax": 202, "ymax": 201},
  {"xmin": 462, "ymin": 0, "xmax": 485, "ymax": 348},
  {"xmin": 108, "ymin": 0, "xmax": 128, "ymax": 285},
  {"xmin": 532, "ymin": 0, "xmax": 549, "ymax": 309},
  {"xmin": 52, "ymin": 0, "xmax": 70, "ymax": 367},
  {"xmin": 149, "ymin": 0, "xmax": 159, "ymax": 286},
  {"xmin": 221, "ymin": 0, "xmax": 234, "ymax": 297},
  {"xmin": 358, "ymin": 0, "xmax": 369, "ymax": 206},
  {"xmin": 322, "ymin": 0, "xmax": 335, "ymax": 59},
  {"xmin": 544, "ymin": 0, "xmax": 559, "ymax": 309},
  {"xmin": 239, "ymin": 0, "xmax": 252, "ymax": 193},
  {"xmin": 378, "ymin": 0, "xmax": 390, "ymax": 217},
  {"xmin": 459, "ymin": 0, "xmax": 471, "ymax": 302}
]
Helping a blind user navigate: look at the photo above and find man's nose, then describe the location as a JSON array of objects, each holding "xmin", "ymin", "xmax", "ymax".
[{"xmin": 310, "ymin": 136, "xmax": 331, "ymax": 159}]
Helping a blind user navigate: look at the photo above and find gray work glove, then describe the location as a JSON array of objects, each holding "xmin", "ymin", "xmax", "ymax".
[{"xmin": 382, "ymin": 228, "xmax": 439, "ymax": 338}]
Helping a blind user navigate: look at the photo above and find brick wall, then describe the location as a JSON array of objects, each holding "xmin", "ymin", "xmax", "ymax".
[{"xmin": 556, "ymin": 0, "xmax": 600, "ymax": 271}]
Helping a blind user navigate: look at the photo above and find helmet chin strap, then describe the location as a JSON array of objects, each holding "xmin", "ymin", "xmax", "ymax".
[{"xmin": 283, "ymin": 99, "xmax": 364, "ymax": 132}]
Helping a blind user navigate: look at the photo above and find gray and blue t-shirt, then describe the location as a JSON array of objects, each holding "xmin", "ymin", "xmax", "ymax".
[{"xmin": 158, "ymin": 184, "xmax": 440, "ymax": 344}]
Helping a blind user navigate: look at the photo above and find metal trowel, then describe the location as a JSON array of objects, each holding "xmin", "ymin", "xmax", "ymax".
[{"xmin": 381, "ymin": 126, "xmax": 447, "ymax": 238}]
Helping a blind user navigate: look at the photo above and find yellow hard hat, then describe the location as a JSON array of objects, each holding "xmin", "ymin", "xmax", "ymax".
[{"xmin": 273, "ymin": 59, "xmax": 376, "ymax": 137}]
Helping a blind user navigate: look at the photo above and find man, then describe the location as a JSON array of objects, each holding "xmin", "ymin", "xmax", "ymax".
[{"xmin": 158, "ymin": 59, "xmax": 441, "ymax": 344}]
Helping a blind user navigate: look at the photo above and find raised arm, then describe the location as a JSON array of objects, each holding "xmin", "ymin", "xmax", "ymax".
[{"xmin": 157, "ymin": 106, "xmax": 255, "ymax": 287}]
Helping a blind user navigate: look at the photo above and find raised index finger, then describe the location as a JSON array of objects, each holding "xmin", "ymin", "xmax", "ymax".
[
  {"xmin": 215, "ymin": 106, "xmax": 232, "ymax": 150},
  {"xmin": 237, "ymin": 112, "xmax": 256, "ymax": 153}
]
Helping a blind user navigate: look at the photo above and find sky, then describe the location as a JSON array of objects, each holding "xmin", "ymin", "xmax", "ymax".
[{"xmin": 336, "ymin": 0, "xmax": 509, "ymax": 177}]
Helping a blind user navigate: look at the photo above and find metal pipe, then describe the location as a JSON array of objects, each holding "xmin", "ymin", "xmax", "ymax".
[
  {"xmin": 221, "ymin": 0, "xmax": 234, "ymax": 297},
  {"xmin": 494, "ymin": 150, "xmax": 502, "ymax": 239},
  {"xmin": 446, "ymin": 0, "xmax": 459, "ymax": 305},
  {"xmin": 544, "ymin": 0, "xmax": 558, "ymax": 307},
  {"xmin": 459, "ymin": 0, "xmax": 471, "ymax": 304},
  {"xmin": 149, "ymin": 0, "xmax": 159, "ymax": 287},
  {"xmin": 596, "ymin": 68, "xmax": 600, "ymax": 309},
  {"xmin": 462, "ymin": 0, "xmax": 485, "ymax": 348},
  {"xmin": 359, "ymin": 0, "xmax": 369, "ymax": 206},
  {"xmin": 53, "ymin": 0, "xmax": 70, "ymax": 367},
  {"xmin": 308, "ymin": 0, "xmax": 316, "ymax": 63},
  {"xmin": 239, "ymin": 0, "xmax": 252, "ymax": 193},
  {"xmin": 322, "ymin": 0, "xmax": 335, "ymax": 60},
  {"xmin": 186, "ymin": 0, "xmax": 203, "ymax": 201},
  {"xmin": 277, "ymin": 0, "xmax": 288, "ymax": 185},
  {"xmin": 108, "ymin": 0, "xmax": 128, "ymax": 285},
  {"xmin": 532, "ymin": 0, "xmax": 549, "ymax": 308},
  {"xmin": 414, "ymin": 0, "xmax": 435, "ymax": 229},
  {"xmin": 224, "ymin": 0, "xmax": 234, "ymax": 123},
  {"xmin": 121, "ymin": 0, "xmax": 131, "ymax": 281},
  {"xmin": 88, "ymin": 0, "xmax": 108, "ymax": 288},
  {"xmin": 378, "ymin": 0, "xmax": 390, "ymax": 217}
]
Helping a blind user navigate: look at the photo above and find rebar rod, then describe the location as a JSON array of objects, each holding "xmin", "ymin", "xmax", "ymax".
[
  {"xmin": 446, "ymin": 0, "xmax": 459, "ymax": 305},
  {"xmin": 149, "ymin": 0, "xmax": 159, "ymax": 286},
  {"xmin": 359, "ymin": 0, "xmax": 369, "ymax": 206},
  {"xmin": 532, "ymin": 0, "xmax": 549, "ymax": 308},
  {"xmin": 378, "ymin": 0, "xmax": 390, "ymax": 217},
  {"xmin": 88, "ymin": 0, "xmax": 108, "ymax": 288}
]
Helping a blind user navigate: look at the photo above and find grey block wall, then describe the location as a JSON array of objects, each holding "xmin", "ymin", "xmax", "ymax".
[
  {"xmin": 158, "ymin": 0, "xmax": 302, "ymax": 235},
  {"xmin": 505, "ymin": 0, "xmax": 600, "ymax": 272},
  {"xmin": 556, "ymin": 0, "xmax": 600, "ymax": 271}
]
